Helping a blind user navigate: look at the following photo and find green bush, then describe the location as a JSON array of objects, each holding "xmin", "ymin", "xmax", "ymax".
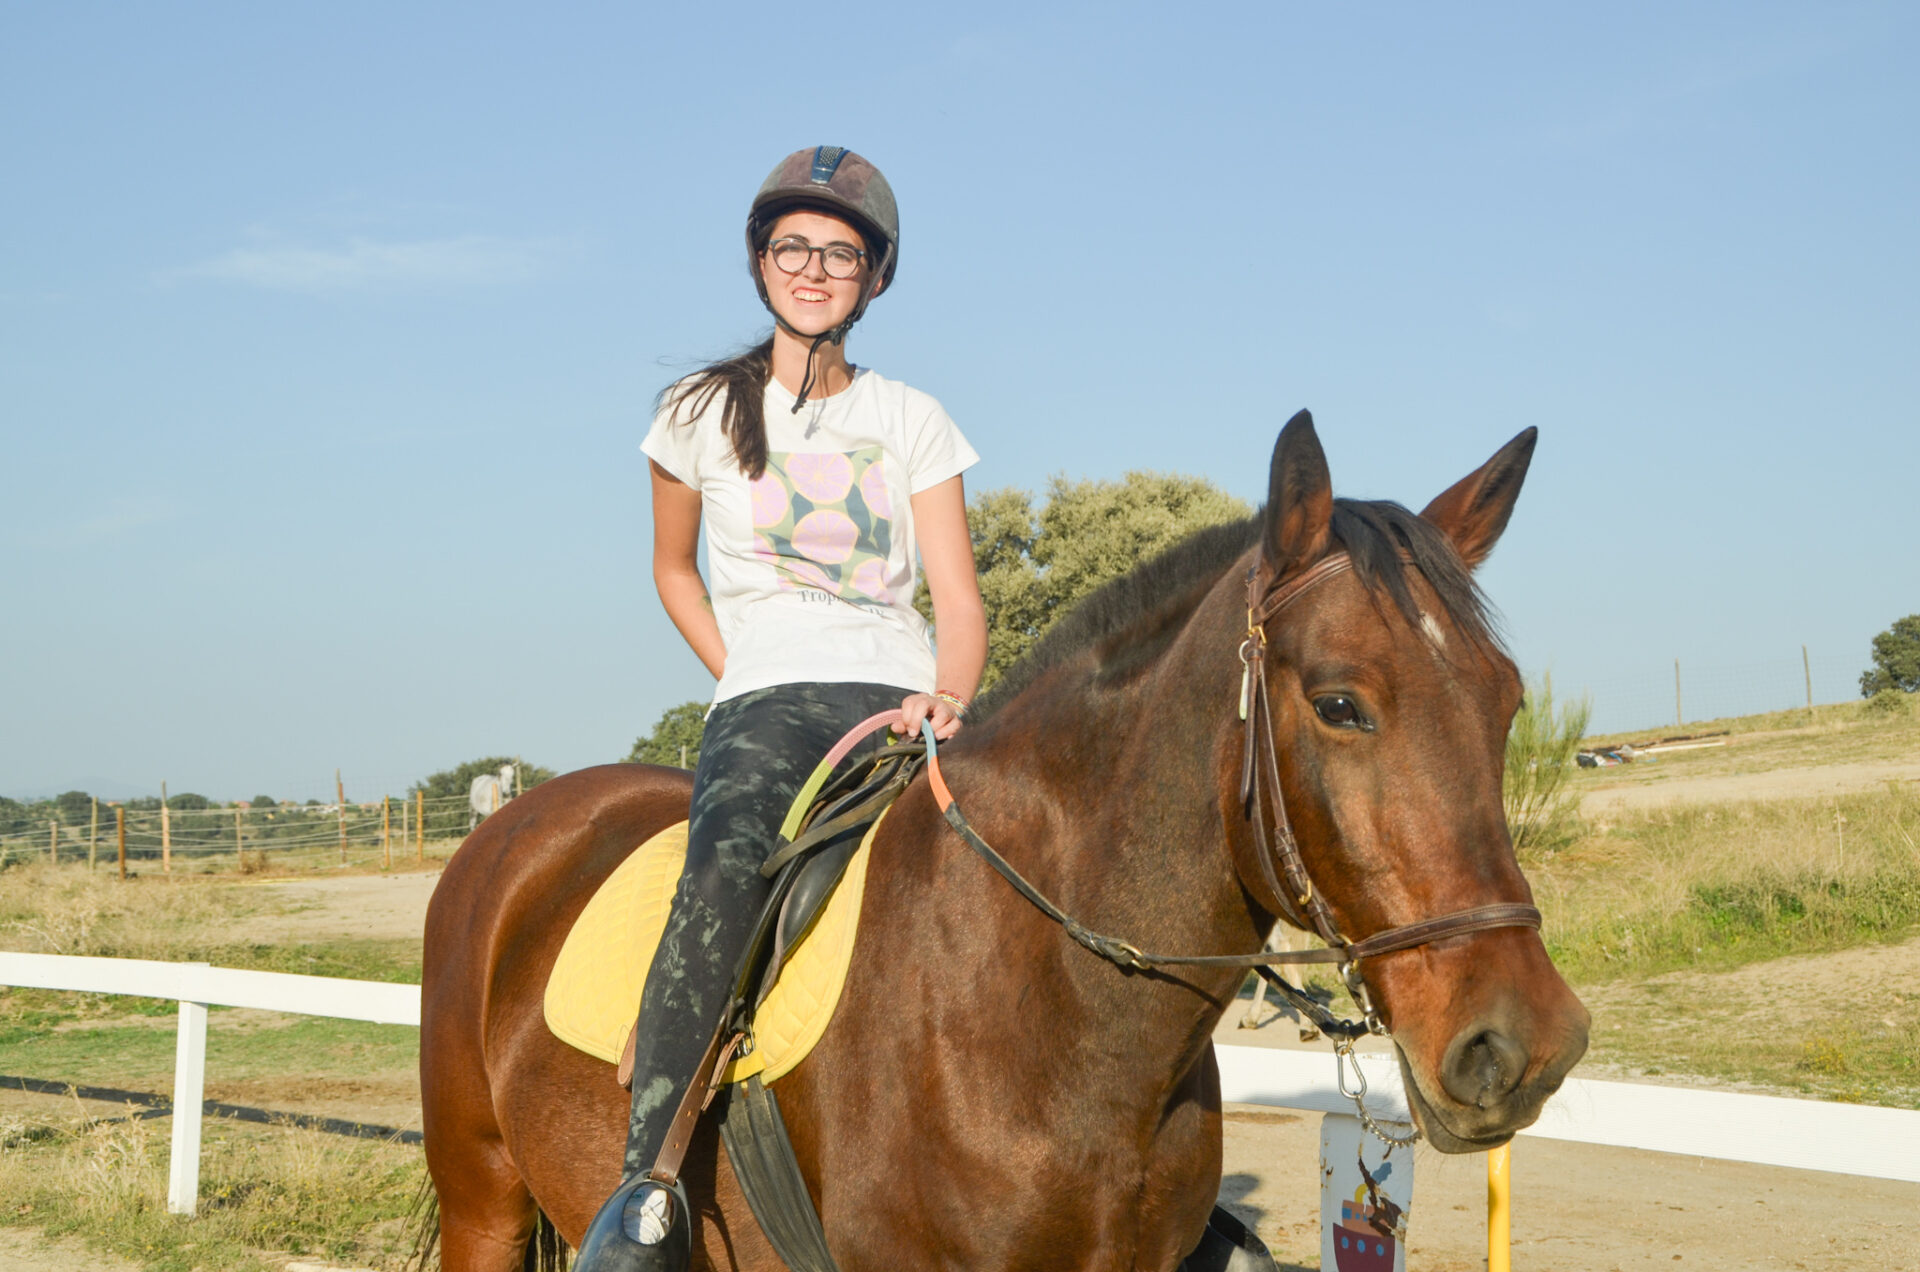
[
  {"xmin": 1504, "ymin": 672, "xmax": 1592, "ymax": 855},
  {"xmin": 1866, "ymin": 688, "xmax": 1912, "ymax": 716}
]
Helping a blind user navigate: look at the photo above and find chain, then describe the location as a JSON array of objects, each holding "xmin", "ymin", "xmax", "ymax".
[{"xmin": 1334, "ymin": 1039, "xmax": 1421, "ymax": 1148}]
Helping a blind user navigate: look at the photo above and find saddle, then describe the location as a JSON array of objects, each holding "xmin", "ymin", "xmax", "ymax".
[{"xmin": 547, "ymin": 731, "xmax": 1280, "ymax": 1272}]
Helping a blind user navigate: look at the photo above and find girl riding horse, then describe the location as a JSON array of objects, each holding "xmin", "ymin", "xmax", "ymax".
[{"xmin": 574, "ymin": 146, "xmax": 987, "ymax": 1271}]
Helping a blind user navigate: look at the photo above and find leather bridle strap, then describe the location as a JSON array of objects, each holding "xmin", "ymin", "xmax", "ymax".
[{"xmin": 1238, "ymin": 552, "xmax": 1541, "ymax": 977}]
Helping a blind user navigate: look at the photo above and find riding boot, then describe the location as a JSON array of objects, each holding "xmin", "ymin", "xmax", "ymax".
[
  {"xmin": 574, "ymin": 892, "xmax": 736, "ymax": 1272},
  {"xmin": 574, "ymin": 1172, "xmax": 692, "ymax": 1272}
]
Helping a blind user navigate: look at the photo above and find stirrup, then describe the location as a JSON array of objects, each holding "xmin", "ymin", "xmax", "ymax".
[{"xmin": 574, "ymin": 1175, "xmax": 692, "ymax": 1272}]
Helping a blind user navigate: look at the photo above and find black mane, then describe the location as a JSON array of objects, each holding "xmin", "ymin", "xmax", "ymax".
[{"xmin": 972, "ymin": 498, "xmax": 1501, "ymax": 721}]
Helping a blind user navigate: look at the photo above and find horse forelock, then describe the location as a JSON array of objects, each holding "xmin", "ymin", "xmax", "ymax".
[{"xmin": 1329, "ymin": 499, "xmax": 1506, "ymax": 657}]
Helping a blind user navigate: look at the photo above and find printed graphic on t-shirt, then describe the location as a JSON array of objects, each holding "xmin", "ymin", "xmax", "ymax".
[{"xmin": 749, "ymin": 448, "xmax": 896, "ymax": 605}]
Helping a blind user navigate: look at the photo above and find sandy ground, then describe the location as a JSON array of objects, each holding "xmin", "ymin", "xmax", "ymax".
[
  {"xmin": 229, "ymin": 869, "xmax": 442, "ymax": 943},
  {"xmin": 0, "ymin": 1228, "xmax": 143, "ymax": 1272},
  {"xmin": 1211, "ymin": 1001, "xmax": 1920, "ymax": 1269},
  {"xmin": 1579, "ymin": 757, "xmax": 1920, "ymax": 815}
]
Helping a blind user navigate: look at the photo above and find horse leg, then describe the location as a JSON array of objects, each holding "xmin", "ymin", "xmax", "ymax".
[
  {"xmin": 1137, "ymin": 1046, "xmax": 1228, "ymax": 1272},
  {"xmin": 432, "ymin": 1139, "xmax": 539, "ymax": 1272}
]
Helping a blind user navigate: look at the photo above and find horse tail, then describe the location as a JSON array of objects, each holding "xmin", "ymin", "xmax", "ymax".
[
  {"xmin": 523, "ymin": 1210, "xmax": 567, "ymax": 1272},
  {"xmin": 402, "ymin": 1172, "xmax": 440, "ymax": 1271}
]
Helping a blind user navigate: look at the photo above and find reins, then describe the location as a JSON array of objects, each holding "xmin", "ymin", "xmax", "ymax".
[{"xmin": 908, "ymin": 547, "xmax": 1544, "ymax": 1142}]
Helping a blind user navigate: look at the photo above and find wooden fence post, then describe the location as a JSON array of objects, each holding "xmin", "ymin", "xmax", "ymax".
[
  {"xmin": 161, "ymin": 780, "xmax": 172, "ymax": 873},
  {"xmin": 89, "ymin": 797, "xmax": 99, "ymax": 872},
  {"xmin": 117, "ymin": 806, "xmax": 127, "ymax": 881},
  {"xmin": 416, "ymin": 791, "xmax": 425, "ymax": 865},
  {"xmin": 336, "ymin": 770, "xmax": 347, "ymax": 863},
  {"xmin": 49, "ymin": 820, "xmax": 58, "ymax": 866},
  {"xmin": 1803, "ymin": 645, "xmax": 1814, "ymax": 716},
  {"xmin": 234, "ymin": 806, "xmax": 243, "ymax": 861},
  {"xmin": 382, "ymin": 797, "xmax": 391, "ymax": 871}
]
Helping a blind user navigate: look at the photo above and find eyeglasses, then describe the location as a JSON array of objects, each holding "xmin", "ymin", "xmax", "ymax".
[{"xmin": 766, "ymin": 236, "xmax": 866, "ymax": 280}]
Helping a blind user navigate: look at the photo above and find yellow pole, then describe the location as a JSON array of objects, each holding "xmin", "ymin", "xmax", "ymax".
[
  {"xmin": 1488, "ymin": 1143, "xmax": 1512, "ymax": 1272},
  {"xmin": 415, "ymin": 791, "xmax": 425, "ymax": 865}
]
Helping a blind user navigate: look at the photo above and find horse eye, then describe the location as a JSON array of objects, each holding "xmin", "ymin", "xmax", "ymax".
[{"xmin": 1313, "ymin": 695, "xmax": 1367, "ymax": 729}]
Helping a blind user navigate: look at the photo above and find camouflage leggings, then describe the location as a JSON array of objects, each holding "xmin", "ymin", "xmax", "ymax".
[{"xmin": 623, "ymin": 680, "xmax": 910, "ymax": 1174}]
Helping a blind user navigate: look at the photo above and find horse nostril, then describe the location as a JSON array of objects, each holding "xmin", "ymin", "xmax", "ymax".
[{"xmin": 1441, "ymin": 1027, "xmax": 1530, "ymax": 1109}]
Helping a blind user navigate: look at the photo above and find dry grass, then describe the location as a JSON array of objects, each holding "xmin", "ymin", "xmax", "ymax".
[
  {"xmin": 1577, "ymin": 694, "xmax": 1920, "ymax": 789},
  {"xmin": 0, "ymin": 862, "xmax": 286, "ymax": 962},
  {"xmin": 0, "ymin": 1102, "xmax": 426, "ymax": 1272},
  {"xmin": 1531, "ymin": 781, "xmax": 1920, "ymax": 984}
]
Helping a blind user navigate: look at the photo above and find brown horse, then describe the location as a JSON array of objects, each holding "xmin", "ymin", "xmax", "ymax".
[{"xmin": 421, "ymin": 413, "xmax": 1589, "ymax": 1271}]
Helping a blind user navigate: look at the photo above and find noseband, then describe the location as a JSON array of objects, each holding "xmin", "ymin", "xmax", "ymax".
[{"xmin": 1235, "ymin": 551, "xmax": 1541, "ymax": 1038}]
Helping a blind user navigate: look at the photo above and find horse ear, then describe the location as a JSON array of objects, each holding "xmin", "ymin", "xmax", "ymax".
[
  {"xmin": 1419, "ymin": 427, "xmax": 1538, "ymax": 569},
  {"xmin": 1262, "ymin": 410, "xmax": 1334, "ymax": 575}
]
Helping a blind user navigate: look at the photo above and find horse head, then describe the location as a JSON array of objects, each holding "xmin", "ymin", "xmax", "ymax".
[{"xmin": 1236, "ymin": 410, "xmax": 1588, "ymax": 1151}]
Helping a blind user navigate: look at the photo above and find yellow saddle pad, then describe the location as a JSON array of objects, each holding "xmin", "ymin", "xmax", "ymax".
[{"xmin": 543, "ymin": 810, "xmax": 883, "ymax": 1085}]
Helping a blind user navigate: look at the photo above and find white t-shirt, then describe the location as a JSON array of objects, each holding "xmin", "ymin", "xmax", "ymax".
[{"xmin": 642, "ymin": 368, "xmax": 979, "ymax": 705}]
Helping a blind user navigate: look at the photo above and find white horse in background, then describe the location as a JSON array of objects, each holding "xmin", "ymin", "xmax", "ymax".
[
  {"xmin": 1238, "ymin": 921, "xmax": 1323, "ymax": 1041},
  {"xmin": 468, "ymin": 763, "xmax": 517, "ymax": 832}
]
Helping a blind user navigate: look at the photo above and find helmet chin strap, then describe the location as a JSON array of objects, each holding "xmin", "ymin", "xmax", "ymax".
[{"xmin": 773, "ymin": 311, "xmax": 858, "ymax": 414}]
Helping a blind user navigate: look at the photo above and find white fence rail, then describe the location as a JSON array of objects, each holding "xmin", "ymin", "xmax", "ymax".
[
  {"xmin": 1214, "ymin": 1045, "xmax": 1920, "ymax": 1184},
  {"xmin": 2, "ymin": 952, "xmax": 1917, "ymax": 1220},
  {"xmin": 0, "ymin": 952, "xmax": 418, "ymax": 1213}
]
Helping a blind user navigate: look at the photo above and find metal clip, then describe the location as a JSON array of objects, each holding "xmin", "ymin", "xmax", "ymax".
[{"xmin": 1334, "ymin": 1039, "xmax": 1420, "ymax": 1147}]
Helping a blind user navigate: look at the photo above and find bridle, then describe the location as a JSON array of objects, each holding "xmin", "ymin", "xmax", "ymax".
[
  {"xmin": 913, "ymin": 547, "xmax": 1542, "ymax": 1142},
  {"xmin": 1233, "ymin": 551, "xmax": 1542, "ymax": 1039}
]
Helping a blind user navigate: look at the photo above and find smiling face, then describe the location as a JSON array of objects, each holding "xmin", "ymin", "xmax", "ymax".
[{"xmin": 757, "ymin": 208, "xmax": 873, "ymax": 337}]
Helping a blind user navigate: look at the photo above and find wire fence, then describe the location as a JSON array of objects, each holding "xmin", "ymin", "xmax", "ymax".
[
  {"xmin": 0, "ymin": 790, "xmax": 485, "ymax": 873},
  {"xmin": 1566, "ymin": 648, "xmax": 1868, "ymax": 737}
]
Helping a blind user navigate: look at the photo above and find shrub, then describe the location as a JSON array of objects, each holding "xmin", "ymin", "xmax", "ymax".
[
  {"xmin": 1504, "ymin": 672, "xmax": 1592, "ymax": 855},
  {"xmin": 1866, "ymin": 688, "xmax": 1911, "ymax": 716}
]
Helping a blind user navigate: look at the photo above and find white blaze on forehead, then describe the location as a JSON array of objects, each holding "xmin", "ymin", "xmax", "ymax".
[{"xmin": 1419, "ymin": 611, "xmax": 1447, "ymax": 648}]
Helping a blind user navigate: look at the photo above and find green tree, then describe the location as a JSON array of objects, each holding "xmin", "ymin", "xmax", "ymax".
[
  {"xmin": 1859, "ymin": 614, "xmax": 1920, "ymax": 696},
  {"xmin": 411, "ymin": 756, "xmax": 558, "ymax": 836},
  {"xmin": 922, "ymin": 471, "xmax": 1251, "ymax": 689},
  {"xmin": 54, "ymin": 790, "xmax": 93, "ymax": 824},
  {"xmin": 165, "ymin": 792, "xmax": 212, "ymax": 811},
  {"xmin": 1504, "ymin": 673, "xmax": 1593, "ymax": 855},
  {"xmin": 412, "ymin": 757, "xmax": 556, "ymax": 801},
  {"xmin": 629, "ymin": 701, "xmax": 707, "ymax": 769}
]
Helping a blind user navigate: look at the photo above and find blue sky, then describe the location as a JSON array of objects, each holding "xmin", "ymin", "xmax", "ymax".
[{"xmin": 4, "ymin": 2, "xmax": 1915, "ymax": 801}]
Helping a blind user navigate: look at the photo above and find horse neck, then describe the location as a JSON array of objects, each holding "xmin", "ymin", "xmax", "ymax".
[{"xmin": 961, "ymin": 556, "xmax": 1268, "ymax": 1025}]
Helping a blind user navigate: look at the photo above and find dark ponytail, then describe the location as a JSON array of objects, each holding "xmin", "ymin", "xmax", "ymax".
[{"xmin": 657, "ymin": 336, "xmax": 776, "ymax": 479}]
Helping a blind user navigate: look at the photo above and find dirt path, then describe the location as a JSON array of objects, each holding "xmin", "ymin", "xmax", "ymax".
[
  {"xmin": 227, "ymin": 869, "xmax": 442, "ymax": 943},
  {"xmin": 1581, "ymin": 757, "xmax": 1920, "ymax": 815},
  {"xmin": 0, "ymin": 1227, "xmax": 142, "ymax": 1272},
  {"xmin": 1214, "ymin": 1104, "xmax": 1920, "ymax": 1270}
]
